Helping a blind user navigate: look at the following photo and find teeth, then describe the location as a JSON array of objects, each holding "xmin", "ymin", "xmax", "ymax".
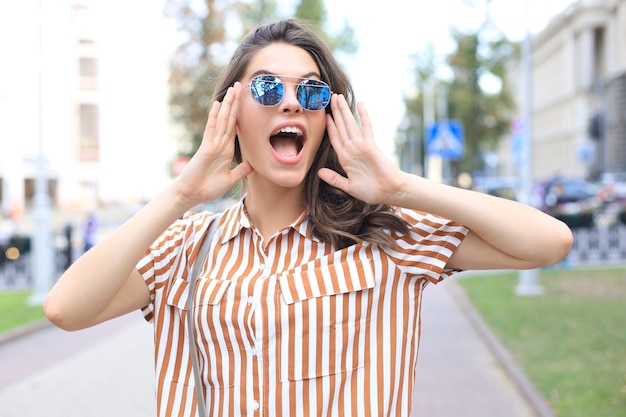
[{"xmin": 273, "ymin": 126, "xmax": 303, "ymax": 136}]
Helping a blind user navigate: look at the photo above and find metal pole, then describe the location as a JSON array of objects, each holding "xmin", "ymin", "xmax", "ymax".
[
  {"xmin": 515, "ymin": 0, "xmax": 544, "ymax": 296},
  {"xmin": 29, "ymin": 0, "xmax": 55, "ymax": 305},
  {"xmin": 424, "ymin": 80, "xmax": 442, "ymax": 182}
]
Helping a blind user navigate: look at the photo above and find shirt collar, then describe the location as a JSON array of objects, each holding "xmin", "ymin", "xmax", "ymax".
[{"xmin": 220, "ymin": 199, "xmax": 320, "ymax": 243}]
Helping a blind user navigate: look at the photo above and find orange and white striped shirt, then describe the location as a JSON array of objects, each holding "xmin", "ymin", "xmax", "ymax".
[{"xmin": 137, "ymin": 200, "xmax": 468, "ymax": 417}]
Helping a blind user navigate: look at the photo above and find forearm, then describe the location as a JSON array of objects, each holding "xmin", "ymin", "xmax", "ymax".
[
  {"xmin": 392, "ymin": 172, "xmax": 572, "ymax": 266},
  {"xmin": 44, "ymin": 184, "xmax": 189, "ymax": 329}
]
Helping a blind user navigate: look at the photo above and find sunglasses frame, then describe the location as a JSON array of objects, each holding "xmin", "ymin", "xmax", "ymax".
[{"xmin": 247, "ymin": 75, "xmax": 332, "ymax": 111}]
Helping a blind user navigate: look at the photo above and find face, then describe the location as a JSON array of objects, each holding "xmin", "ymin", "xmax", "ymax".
[{"xmin": 237, "ymin": 43, "xmax": 327, "ymax": 192}]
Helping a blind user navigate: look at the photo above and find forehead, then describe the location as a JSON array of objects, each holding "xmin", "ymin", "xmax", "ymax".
[{"xmin": 242, "ymin": 43, "xmax": 321, "ymax": 80}]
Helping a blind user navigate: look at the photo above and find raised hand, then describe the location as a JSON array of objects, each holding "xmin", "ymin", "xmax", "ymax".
[
  {"xmin": 319, "ymin": 94, "xmax": 404, "ymax": 205},
  {"xmin": 173, "ymin": 82, "xmax": 253, "ymax": 208}
]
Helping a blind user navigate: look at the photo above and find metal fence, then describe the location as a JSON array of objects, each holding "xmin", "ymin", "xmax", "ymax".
[
  {"xmin": 0, "ymin": 233, "xmax": 73, "ymax": 291},
  {"xmin": 566, "ymin": 224, "xmax": 626, "ymax": 267},
  {"xmin": 1, "ymin": 224, "xmax": 625, "ymax": 291}
]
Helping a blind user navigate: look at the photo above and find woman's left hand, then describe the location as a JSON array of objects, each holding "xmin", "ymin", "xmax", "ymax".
[{"xmin": 319, "ymin": 94, "xmax": 404, "ymax": 205}]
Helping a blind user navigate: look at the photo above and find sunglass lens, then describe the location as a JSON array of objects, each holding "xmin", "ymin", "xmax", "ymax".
[
  {"xmin": 297, "ymin": 80, "xmax": 331, "ymax": 111},
  {"xmin": 251, "ymin": 76, "xmax": 284, "ymax": 106}
]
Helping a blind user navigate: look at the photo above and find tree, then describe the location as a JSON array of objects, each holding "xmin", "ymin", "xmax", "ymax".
[
  {"xmin": 294, "ymin": 0, "xmax": 357, "ymax": 56},
  {"xmin": 399, "ymin": 12, "xmax": 519, "ymax": 181},
  {"xmin": 445, "ymin": 26, "xmax": 518, "ymax": 176},
  {"xmin": 165, "ymin": 0, "xmax": 231, "ymax": 156}
]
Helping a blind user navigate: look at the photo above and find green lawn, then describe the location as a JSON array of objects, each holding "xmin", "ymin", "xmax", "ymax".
[
  {"xmin": 0, "ymin": 291, "xmax": 46, "ymax": 334},
  {"xmin": 456, "ymin": 267, "xmax": 626, "ymax": 417}
]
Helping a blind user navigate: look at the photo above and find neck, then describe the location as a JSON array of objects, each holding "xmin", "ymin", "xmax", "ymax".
[{"xmin": 244, "ymin": 184, "xmax": 306, "ymax": 240}]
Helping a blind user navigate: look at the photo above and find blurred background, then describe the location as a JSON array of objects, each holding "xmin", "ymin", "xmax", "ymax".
[
  {"xmin": 2, "ymin": 0, "xmax": 626, "ymax": 284},
  {"xmin": 0, "ymin": 1, "xmax": 624, "ymax": 416}
]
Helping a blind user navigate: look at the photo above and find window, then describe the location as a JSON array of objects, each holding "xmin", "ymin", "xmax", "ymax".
[
  {"xmin": 79, "ymin": 104, "xmax": 99, "ymax": 161},
  {"xmin": 592, "ymin": 27, "xmax": 606, "ymax": 81},
  {"xmin": 80, "ymin": 57, "xmax": 97, "ymax": 78}
]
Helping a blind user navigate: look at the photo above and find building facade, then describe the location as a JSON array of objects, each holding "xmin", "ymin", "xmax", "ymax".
[
  {"xmin": 0, "ymin": 0, "xmax": 175, "ymax": 224},
  {"xmin": 531, "ymin": 0, "xmax": 626, "ymax": 181}
]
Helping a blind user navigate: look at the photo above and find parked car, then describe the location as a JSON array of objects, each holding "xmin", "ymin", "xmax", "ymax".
[
  {"xmin": 541, "ymin": 178, "xmax": 603, "ymax": 229},
  {"xmin": 594, "ymin": 175, "xmax": 626, "ymax": 226}
]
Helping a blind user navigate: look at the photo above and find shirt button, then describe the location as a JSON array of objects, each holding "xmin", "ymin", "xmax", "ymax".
[
  {"xmin": 250, "ymin": 346, "xmax": 258, "ymax": 356},
  {"xmin": 258, "ymin": 263, "xmax": 266, "ymax": 271},
  {"xmin": 246, "ymin": 296, "xmax": 255, "ymax": 305},
  {"xmin": 252, "ymin": 400, "xmax": 260, "ymax": 410}
]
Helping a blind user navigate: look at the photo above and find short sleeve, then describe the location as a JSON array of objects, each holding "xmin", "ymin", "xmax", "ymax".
[
  {"xmin": 386, "ymin": 207, "xmax": 469, "ymax": 284},
  {"xmin": 135, "ymin": 211, "xmax": 215, "ymax": 322}
]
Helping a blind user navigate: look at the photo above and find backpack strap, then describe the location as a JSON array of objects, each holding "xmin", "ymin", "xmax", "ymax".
[{"xmin": 186, "ymin": 226, "xmax": 214, "ymax": 417}]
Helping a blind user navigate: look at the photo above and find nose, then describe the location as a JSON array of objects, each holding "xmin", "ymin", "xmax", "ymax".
[{"xmin": 278, "ymin": 84, "xmax": 303, "ymax": 113}]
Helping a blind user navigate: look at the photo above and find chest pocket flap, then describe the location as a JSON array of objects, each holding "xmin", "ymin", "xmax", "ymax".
[
  {"xmin": 165, "ymin": 276, "xmax": 232, "ymax": 310},
  {"xmin": 279, "ymin": 254, "xmax": 377, "ymax": 304}
]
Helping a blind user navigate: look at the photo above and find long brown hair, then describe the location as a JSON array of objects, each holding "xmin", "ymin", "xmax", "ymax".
[{"xmin": 213, "ymin": 19, "xmax": 409, "ymax": 249}]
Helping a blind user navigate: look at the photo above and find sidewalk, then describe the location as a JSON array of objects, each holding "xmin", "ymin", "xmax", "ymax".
[
  {"xmin": 412, "ymin": 277, "xmax": 552, "ymax": 417},
  {"xmin": 0, "ymin": 277, "xmax": 552, "ymax": 417}
]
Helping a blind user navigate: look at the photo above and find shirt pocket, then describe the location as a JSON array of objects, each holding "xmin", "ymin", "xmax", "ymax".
[
  {"xmin": 277, "ymin": 256, "xmax": 376, "ymax": 382},
  {"xmin": 166, "ymin": 277, "xmax": 235, "ymax": 388}
]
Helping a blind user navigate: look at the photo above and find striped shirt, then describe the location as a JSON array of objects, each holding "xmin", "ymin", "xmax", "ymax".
[{"xmin": 137, "ymin": 200, "xmax": 468, "ymax": 417}]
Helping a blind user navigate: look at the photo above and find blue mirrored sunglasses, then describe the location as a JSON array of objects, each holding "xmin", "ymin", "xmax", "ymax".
[{"xmin": 248, "ymin": 75, "xmax": 332, "ymax": 111}]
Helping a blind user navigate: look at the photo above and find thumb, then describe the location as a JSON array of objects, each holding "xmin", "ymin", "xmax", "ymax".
[
  {"xmin": 318, "ymin": 168, "xmax": 349, "ymax": 192},
  {"xmin": 231, "ymin": 161, "xmax": 254, "ymax": 183}
]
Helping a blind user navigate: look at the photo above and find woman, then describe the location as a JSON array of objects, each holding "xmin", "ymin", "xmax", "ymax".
[{"xmin": 44, "ymin": 19, "xmax": 572, "ymax": 417}]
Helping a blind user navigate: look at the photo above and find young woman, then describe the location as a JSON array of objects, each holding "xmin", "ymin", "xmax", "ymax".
[{"xmin": 44, "ymin": 19, "xmax": 573, "ymax": 417}]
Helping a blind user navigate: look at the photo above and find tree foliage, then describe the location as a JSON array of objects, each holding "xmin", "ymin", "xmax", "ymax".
[
  {"xmin": 165, "ymin": 0, "xmax": 234, "ymax": 155},
  {"xmin": 398, "ymin": 18, "xmax": 519, "ymax": 180}
]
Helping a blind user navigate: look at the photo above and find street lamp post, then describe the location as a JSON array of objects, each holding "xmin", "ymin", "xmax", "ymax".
[
  {"xmin": 28, "ymin": 0, "xmax": 55, "ymax": 305},
  {"xmin": 515, "ymin": 0, "xmax": 544, "ymax": 296}
]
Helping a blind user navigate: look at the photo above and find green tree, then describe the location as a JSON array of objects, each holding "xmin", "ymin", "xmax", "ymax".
[
  {"xmin": 294, "ymin": 0, "xmax": 357, "ymax": 55},
  {"xmin": 165, "ymin": 0, "xmax": 230, "ymax": 157},
  {"xmin": 450, "ymin": 27, "xmax": 519, "ymax": 175},
  {"xmin": 399, "ymin": 16, "xmax": 519, "ymax": 180}
]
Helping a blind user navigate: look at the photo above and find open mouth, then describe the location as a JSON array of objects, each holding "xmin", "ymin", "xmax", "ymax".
[{"xmin": 270, "ymin": 126, "xmax": 305, "ymax": 159}]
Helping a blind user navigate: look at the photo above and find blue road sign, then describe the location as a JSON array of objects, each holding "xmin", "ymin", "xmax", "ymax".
[{"xmin": 426, "ymin": 121, "xmax": 464, "ymax": 159}]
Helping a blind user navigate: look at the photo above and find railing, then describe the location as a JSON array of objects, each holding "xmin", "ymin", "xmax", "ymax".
[
  {"xmin": 2, "ymin": 224, "xmax": 626, "ymax": 290},
  {"xmin": 566, "ymin": 224, "xmax": 626, "ymax": 267},
  {"xmin": 0, "ymin": 232, "xmax": 74, "ymax": 291}
]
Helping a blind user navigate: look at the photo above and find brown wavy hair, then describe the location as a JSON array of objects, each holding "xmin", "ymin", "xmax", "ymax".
[{"xmin": 212, "ymin": 19, "xmax": 409, "ymax": 249}]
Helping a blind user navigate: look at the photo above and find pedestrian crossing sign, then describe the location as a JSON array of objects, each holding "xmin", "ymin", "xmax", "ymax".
[{"xmin": 426, "ymin": 121, "xmax": 464, "ymax": 159}]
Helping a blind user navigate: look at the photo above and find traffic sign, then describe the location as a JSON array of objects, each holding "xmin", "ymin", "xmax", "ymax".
[{"xmin": 426, "ymin": 121, "xmax": 464, "ymax": 159}]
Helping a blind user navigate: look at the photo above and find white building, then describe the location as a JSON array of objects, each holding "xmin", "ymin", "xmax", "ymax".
[
  {"xmin": 0, "ymin": 0, "xmax": 176, "ymax": 224},
  {"xmin": 531, "ymin": 0, "xmax": 626, "ymax": 180}
]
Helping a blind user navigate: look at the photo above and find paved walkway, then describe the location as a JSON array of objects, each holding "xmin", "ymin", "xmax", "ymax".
[{"xmin": 0, "ymin": 276, "xmax": 552, "ymax": 417}]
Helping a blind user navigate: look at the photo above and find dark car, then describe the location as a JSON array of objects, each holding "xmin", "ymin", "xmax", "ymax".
[{"xmin": 542, "ymin": 178, "xmax": 602, "ymax": 229}]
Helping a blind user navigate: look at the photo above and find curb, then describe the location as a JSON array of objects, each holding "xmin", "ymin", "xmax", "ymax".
[
  {"xmin": 446, "ymin": 280, "xmax": 556, "ymax": 417},
  {"xmin": 0, "ymin": 318, "xmax": 52, "ymax": 346}
]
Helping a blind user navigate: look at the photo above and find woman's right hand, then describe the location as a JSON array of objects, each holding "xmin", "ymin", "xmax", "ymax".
[{"xmin": 172, "ymin": 82, "xmax": 253, "ymax": 210}]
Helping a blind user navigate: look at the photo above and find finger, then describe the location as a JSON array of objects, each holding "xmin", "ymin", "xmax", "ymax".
[
  {"xmin": 356, "ymin": 102, "xmax": 374, "ymax": 141},
  {"xmin": 230, "ymin": 160, "xmax": 254, "ymax": 182},
  {"xmin": 202, "ymin": 101, "xmax": 221, "ymax": 143},
  {"xmin": 214, "ymin": 84, "xmax": 239, "ymax": 139},
  {"xmin": 224, "ymin": 82, "xmax": 241, "ymax": 139},
  {"xmin": 326, "ymin": 114, "xmax": 344, "ymax": 152},
  {"xmin": 318, "ymin": 167, "xmax": 349, "ymax": 192},
  {"xmin": 331, "ymin": 95, "xmax": 352, "ymax": 141},
  {"xmin": 336, "ymin": 94, "xmax": 363, "ymax": 141}
]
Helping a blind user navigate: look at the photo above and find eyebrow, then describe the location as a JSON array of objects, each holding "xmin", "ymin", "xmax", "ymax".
[{"xmin": 247, "ymin": 70, "xmax": 323, "ymax": 81}]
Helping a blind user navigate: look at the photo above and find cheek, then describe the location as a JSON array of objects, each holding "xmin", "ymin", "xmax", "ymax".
[
  {"xmin": 236, "ymin": 102, "xmax": 260, "ymax": 146},
  {"xmin": 310, "ymin": 114, "xmax": 327, "ymax": 145}
]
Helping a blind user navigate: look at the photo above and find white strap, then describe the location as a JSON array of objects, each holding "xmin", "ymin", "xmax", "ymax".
[{"xmin": 186, "ymin": 227, "xmax": 214, "ymax": 417}]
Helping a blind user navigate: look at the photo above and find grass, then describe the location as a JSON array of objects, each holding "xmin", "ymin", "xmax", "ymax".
[
  {"xmin": 0, "ymin": 290, "xmax": 46, "ymax": 334},
  {"xmin": 456, "ymin": 267, "xmax": 626, "ymax": 417}
]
